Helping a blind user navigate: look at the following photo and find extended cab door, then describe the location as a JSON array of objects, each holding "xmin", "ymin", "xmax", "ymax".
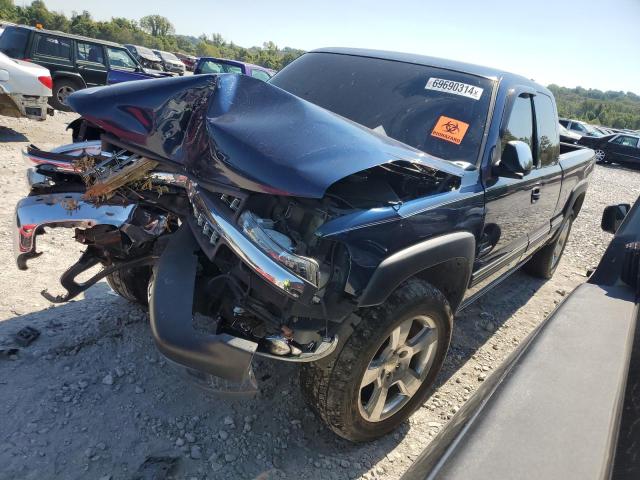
[
  {"xmin": 469, "ymin": 94, "xmax": 539, "ymax": 293},
  {"xmin": 469, "ymin": 92, "xmax": 561, "ymax": 294},
  {"xmin": 526, "ymin": 93, "xmax": 563, "ymax": 252}
]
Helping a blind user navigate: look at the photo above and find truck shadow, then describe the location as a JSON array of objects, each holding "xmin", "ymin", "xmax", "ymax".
[
  {"xmin": 0, "ymin": 270, "xmax": 551, "ymax": 479},
  {"xmin": 435, "ymin": 270, "xmax": 547, "ymax": 388},
  {"xmin": 0, "ymin": 125, "xmax": 28, "ymax": 142}
]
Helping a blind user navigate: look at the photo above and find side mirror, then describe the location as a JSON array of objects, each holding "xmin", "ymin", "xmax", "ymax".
[
  {"xmin": 601, "ymin": 203, "xmax": 631, "ymax": 234},
  {"xmin": 495, "ymin": 140, "xmax": 533, "ymax": 178}
]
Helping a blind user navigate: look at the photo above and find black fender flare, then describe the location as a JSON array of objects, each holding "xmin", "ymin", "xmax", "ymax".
[
  {"xmin": 563, "ymin": 180, "xmax": 589, "ymax": 217},
  {"xmin": 358, "ymin": 231, "xmax": 476, "ymax": 309},
  {"xmin": 51, "ymin": 71, "xmax": 87, "ymax": 89}
]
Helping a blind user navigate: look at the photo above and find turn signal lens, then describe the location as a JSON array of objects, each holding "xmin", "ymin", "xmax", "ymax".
[{"xmin": 38, "ymin": 76, "xmax": 53, "ymax": 90}]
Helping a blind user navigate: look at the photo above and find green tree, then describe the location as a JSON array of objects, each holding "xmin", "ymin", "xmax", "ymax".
[
  {"xmin": 139, "ymin": 14, "xmax": 174, "ymax": 37},
  {"xmin": 0, "ymin": 0, "xmax": 16, "ymax": 22}
]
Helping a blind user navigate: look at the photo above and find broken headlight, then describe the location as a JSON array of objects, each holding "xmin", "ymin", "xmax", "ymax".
[{"xmin": 239, "ymin": 210, "xmax": 320, "ymax": 286}]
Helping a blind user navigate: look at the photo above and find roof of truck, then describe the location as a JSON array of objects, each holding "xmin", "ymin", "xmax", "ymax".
[
  {"xmin": 312, "ymin": 47, "xmax": 546, "ymax": 92},
  {"xmin": 8, "ymin": 24, "xmax": 123, "ymax": 48}
]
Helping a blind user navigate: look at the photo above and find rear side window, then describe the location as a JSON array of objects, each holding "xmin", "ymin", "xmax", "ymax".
[
  {"xmin": 534, "ymin": 94, "xmax": 560, "ymax": 167},
  {"xmin": 502, "ymin": 95, "xmax": 533, "ymax": 152},
  {"xmin": 34, "ymin": 34, "xmax": 72, "ymax": 60},
  {"xmin": 0, "ymin": 27, "xmax": 30, "ymax": 58},
  {"xmin": 77, "ymin": 42, "xmax": 105, "ymax": 65}
]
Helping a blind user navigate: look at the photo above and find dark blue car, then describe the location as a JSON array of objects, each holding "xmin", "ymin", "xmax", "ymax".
[{"xmin": 0, "ymin": 24, "xmax": 167, "ymax": 111}]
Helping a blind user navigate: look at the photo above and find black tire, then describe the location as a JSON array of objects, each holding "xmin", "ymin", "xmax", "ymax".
[
  {"xmin": 300, "ymin": 278, "xmax": 453, "ymax": 442},
  {"xmin": 106, "ymin": 266, "xmax": 152, "ymax": 306},
  {"xmin": 524, "ymin": 214, "xmax": 574, "ymax": 279},
  {"xmin": 49, "ymin": 78, "xmax": 81, "ymax": 112}
]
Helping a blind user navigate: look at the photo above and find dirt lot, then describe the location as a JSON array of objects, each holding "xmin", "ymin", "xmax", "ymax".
[{"xmin": 0, "ymin": 112, "xmax": 638, "ymax": 480}]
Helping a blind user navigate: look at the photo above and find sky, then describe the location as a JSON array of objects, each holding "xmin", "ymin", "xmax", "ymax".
[{"xmin": 36, "ymin": 0, "xmax": 640, "ymax": 93}]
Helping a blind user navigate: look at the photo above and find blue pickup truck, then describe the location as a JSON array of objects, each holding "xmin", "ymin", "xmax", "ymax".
[{"xmin": 14, "ymin": 48, "xmax": 594, "ymax": 442}]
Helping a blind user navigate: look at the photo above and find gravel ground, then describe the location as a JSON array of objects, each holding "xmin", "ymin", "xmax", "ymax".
[{"xmin": 1, "ymin": 112, "xmax": 639, "ymax": 480}]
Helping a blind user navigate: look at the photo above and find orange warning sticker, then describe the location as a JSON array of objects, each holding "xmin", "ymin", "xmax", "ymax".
[{"xmin": 430, "ymin": 116, "xmax": 469, "ymax": 145}]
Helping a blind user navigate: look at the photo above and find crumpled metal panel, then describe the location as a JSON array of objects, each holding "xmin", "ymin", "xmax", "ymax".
[{"xmin": 67, "ymin": 74, "xmax": 458, "ymax": 198}]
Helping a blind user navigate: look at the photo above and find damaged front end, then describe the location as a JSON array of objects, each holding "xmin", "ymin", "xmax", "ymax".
[{"xmin": 13, "ymin": 73, "xmax": 462, "ymax": 388}]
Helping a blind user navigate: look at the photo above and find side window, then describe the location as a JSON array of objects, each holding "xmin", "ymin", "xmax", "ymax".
[
  {"xmin": 502, "ymin": 95, "xmax": 533, "ymax": 155},
  {"xmin": 34, "ymin": 34, "xmax": 71, "ymax": 60},
  {"xmin": 76, "ymin": 42, "xmax": 105, "ymax": 65},
  {"xmin": 106, "ymin": 47, "xmax": 138, "ymax": 70},
  {"xmin": 534, "ymin": 94, "xmax": 560, "ymax": 167},
  {"xmin": 558, "ymin": 119, "xmax": 569, "ymax": 127},
  {"xmin": 612, "ymin": 136, "xmax": 639, "ymax": 147},
  {"xmin": 251, "ymin": 69, "xmax": 271, "ymax": 82}
]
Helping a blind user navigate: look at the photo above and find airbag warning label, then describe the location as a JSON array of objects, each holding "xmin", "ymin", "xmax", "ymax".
[{"xmin": 431, "ymin": 116, "xmax": 469, "ymax": 145}]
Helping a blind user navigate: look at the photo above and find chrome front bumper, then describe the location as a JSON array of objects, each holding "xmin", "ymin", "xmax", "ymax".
[
  {"xmin": 14, "ymin": 193, "xmax": 135, "ymax": 270},
  {"xmin": 187, "ymin": 183, "xmax": 316, "ymax": 300}
]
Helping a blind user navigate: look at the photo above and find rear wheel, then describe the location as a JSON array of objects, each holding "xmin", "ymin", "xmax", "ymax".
[
  {"xmin": 525, "ymin": 214, "xmax": 574, "ymax": 279},
  {"xmin": 300, "ymin": 278, "xmax": 452, "ymax": 442},
  {"xmin": 106, "ymin": 266, "xmax": 152, "ymax": 306},
  {"xmin": 49, "ymin": 78, "xmax": 81, "ymax": 112}
]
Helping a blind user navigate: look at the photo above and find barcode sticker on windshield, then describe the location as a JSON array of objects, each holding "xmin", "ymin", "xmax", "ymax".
[{"xmin": 425, "ymin": 78, "xmax": 484, "ymax": 100}]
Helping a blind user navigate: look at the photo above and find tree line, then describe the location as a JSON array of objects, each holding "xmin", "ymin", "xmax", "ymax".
[
  {"xmin": 0, "ymin": 0, "xmax": 304, "ymax": 70},
  {"xmin": 549, "ymin": 85, "xmax": 640, "ymax": 130}
]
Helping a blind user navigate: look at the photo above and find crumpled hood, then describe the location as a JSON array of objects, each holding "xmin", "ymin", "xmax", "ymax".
[{"xmin": 67, "ymin": 74, "xmax": 460, "ymax": 198}]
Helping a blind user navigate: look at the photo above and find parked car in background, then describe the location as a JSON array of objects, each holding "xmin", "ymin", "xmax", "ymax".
[
  {"xmin": 559, "ymin": 123, "xmax": 581, "ymax": 144},
  {"xmin": 579, "ymin": 133, "xmax": 640, "ymax": 165},
  {"xmin": 0, "ymin": 51, "xmax": 51, "ymax": 120},
  {"xmin": 152, "ymin": 49, "xmax": 185, "ymax": 75},
  {"xmin": 193, "ymin": 56, "xmax": 275, "ymax": 80},
  {"xmin": 174, "ymin": 52, "xmax": 196, "ymax": 71},
  {"xmin": 559, "ymin": 117, "xmax": 604, "ymax": 137},
  {"xmin": 15, "ymin": 48, "xmax": 594, "ymax": 441},
  {"xmin": 0, "ymin": 25, "xmax": 168, "ymax": 111},
  {"xmin": 123, "ymin": 44, "xmax": 165, "ymax": 72}
]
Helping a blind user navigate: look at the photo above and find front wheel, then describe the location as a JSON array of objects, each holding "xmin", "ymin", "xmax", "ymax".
[
  {"xmin": 300, "ymin": 278, "xmax": 452, "ymax": 442},
  {"xmin": 106, "ymin": 266, "xmax": 152, "ymax": 306}
]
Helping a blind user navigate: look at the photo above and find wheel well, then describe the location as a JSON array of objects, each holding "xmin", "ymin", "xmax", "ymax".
[
  {"xmin": 52, "ymin": 74, "xmax": 85, "ymax": 89},
  {"xmin": 572, "ymin": 193, "xmax": 586, "ymax": 217},
  {"xmin": 414, "ymin": 258, "xmax": 471, "ymax": 313}
]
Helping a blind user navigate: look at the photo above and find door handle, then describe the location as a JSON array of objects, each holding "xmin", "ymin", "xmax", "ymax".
[{"xmin": 531, "ymin": 186, "xmax": 541, "ymax": 203}]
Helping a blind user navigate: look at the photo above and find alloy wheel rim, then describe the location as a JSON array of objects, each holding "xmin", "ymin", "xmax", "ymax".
[
  {"xmin": 595, "ymin": 150, "xmax": 605, "ymax": 162},
  {"xmin": 57, "ymin": 86, "xmax": 75, "ymax": 105},
  {"xmin": 551, "ymin": 219, "xmax": 571, "ymax": 267},
  {"xmin": 358, "ymin": 315, "xmax": 439, "ymax": 423}
]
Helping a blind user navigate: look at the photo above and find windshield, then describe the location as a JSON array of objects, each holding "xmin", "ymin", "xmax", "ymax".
[
  {"xmin": 583, "ymin": 124, "xmax": 603, "ymax": 136},
  {"xmin": 270, "ymin": 52, "xmax": 494, "ymax": 165},
  {"xmin": 160, "ymin": 51, "xmax": 179, "ymax": 61}
]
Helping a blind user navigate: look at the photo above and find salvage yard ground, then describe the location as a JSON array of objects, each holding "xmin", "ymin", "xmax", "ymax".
[{"xmin": 0, "ymin": 113, "xmax": 638, "ymax": 480}]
